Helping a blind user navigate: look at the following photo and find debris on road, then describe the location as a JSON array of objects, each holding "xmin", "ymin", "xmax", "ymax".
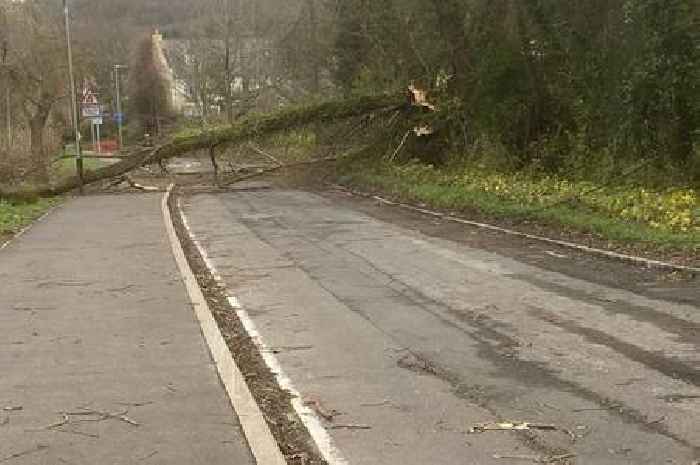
[
  {"xmin": 0, "ymin": 445, "xmax": 49, "ymax": 463},
  {"xmin": 266, "ymin": 345, "xmax": 314, "ymax": 354},
  {"xmin": 2, "ymin": 406, "xmax": 22, "ymax": 412},
  {"xmin": 471, "ymin": 421, "xmax": 578, "ymax": 443},
  {"xmin": 329, "ymin": 424, "xmax": 372, "ymax": 430},
  {"xmin": 286, "ymin": 452, "xmax": 309, "ymax": 465},
  {"xmin": 359, "ymin": 399, "xmax": 392, "ymax": 407},
  {"xmin": 116, "ymin": 400, "xmax": 154, "ymax": 408},
  {"xmin": 647, "ymin": 416, "xmax": 666, "ymax": 425},
  {"xmin": 302, "ymin": 396, "xmax": 340, "ymax": 422},
  {"xmin": 469, "ymin": 421, "xmax": 557, "ymax": 433},
  {"xmin": 493, "ymin": 453, "xmax": 576, "ymax": 463},
  {"xmin": 63, "ymin": 408, "xmax": 140, "ymax": 426},
  {"xmin": 33, "ymin": 408, "xmax": 141, "ymax": 435},
  {"xmin": 138, "ymin": 451, "xmax": 159, "ymax": 461}
]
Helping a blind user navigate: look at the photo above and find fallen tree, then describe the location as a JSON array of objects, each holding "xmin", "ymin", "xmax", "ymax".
[{"xmin": 0, "ymin": 94, "xmax": 404, "ymax": 199}]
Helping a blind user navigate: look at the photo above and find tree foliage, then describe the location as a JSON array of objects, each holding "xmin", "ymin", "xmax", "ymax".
[{"xmin": 330, "ymin": 0, "xmax": 700, "ymax": 181}]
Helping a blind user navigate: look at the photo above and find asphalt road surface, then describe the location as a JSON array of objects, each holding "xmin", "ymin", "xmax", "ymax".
[
  {"xmin": 181, "ymin": 188, "xmax": 699, "ymax": 465},
  {"xmin": 1, "ymin": 195, "xmax": 253, "ymax": 464}
]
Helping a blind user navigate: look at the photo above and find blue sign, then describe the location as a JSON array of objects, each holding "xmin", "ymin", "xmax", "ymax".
[{"xmin": 114, "ymin": 112, "xmax": 124, "ymax": 124}]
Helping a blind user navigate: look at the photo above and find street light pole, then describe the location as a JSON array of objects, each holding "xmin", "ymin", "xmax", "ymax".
[
  {"xmin": 2, "ymin": 41, "xmax": 10, "ymax": 149},
  {"xmin": 1, "ymin": 9, "xmax": 11, "ymax": 149},
  {"xmin": 63, "ymin": 0, "xmax": 83, "ymax": 193},
  {"xmin": 114, "ymin": 64, "xmax": 126, "ymax": 149},
  {"xmin": 4, "ymin": 82, "xmax": 9, "ymax": 149},
  {"xmin": 225, "ymin": 0, "xmax": 231, "ymax": 123}
]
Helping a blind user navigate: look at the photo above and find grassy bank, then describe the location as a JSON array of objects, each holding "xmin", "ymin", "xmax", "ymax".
[
  {"xmin": 0, "ymin": 159, "xmax": 80, "ymax": 239},
  {"xmin": 0, "ymin": 198, "xmax": 57, "ymax": 239},
  {"xmin": 336, "ymin": 159, "xmax": 699, "ymax": 256}
]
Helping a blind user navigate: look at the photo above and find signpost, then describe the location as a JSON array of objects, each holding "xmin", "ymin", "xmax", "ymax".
[
  {"xmin": 81, "ymin": 104, "xmax": 100, "ymax": 118},
  {"xmin": 114, "ymin": 64, "xmax": 127, "ymax": 149},
  {"xmin": 94, "ymin": 118, "xmax": 102, "ymax": 153},
  {"xmin": 81, "ymin": 84, "xmax": 104, "ymax": 153}
]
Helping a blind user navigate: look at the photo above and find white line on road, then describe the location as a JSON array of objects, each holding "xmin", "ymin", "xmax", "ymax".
[
  {"xmin": 177, "ymin": 195, "xmax": 350, "ymax": 465},
  {"xmin": 367, "ymin": 193, "xmax": 700, "ymax": 274},
  {"xmin": 162, "ymin": 185, "xmax": 287, "ymax": 465}
]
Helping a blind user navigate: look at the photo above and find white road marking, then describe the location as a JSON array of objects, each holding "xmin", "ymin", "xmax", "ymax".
[
  {"xmin": 368, "ymin": 194, "xmax": 700, "ymax": 274},
  {"xmin": 162, "ymin": 186, "xmax": 287, "ymax": 465},
  {"xmin": 177, "ymin": 194, "xmax": 350, "ymax": 465}
]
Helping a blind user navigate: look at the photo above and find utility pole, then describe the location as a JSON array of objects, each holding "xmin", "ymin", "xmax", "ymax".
[
  {"xmin": 114, "ymin": 64, "xmax": 126, "ymax": 148},
  {"xmin": 2, "ymin": 39, "xmax": 10, "ymax": 149},
  {"xmin": 63, "ymin": 0, "xmax": 83, "ymax": 193},
  {"xmin": 1, "ymin": 7, "xmax": 11, "ymax": 149},
  {"xmin": 4, "ymin": 77, "xmax": 9, "ymax": 149},
  {"xmin": 225, "ymin": 0, "xmax": 233, "ymax": 123}
]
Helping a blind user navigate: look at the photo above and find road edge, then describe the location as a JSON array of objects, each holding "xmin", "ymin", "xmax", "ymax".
[
  {"xmin": 176, "ymin": 194, "xmax": 348, "ymax": 465},
  {"xmin": 0, "ymin": 201, "xmax": 65, "ymax": 251},
  {"xmin": 339, "ymin": 188, "xmax": 699, "ymax": 274},
  {"xmin": 161, "ymin": 184, "xmax": 287, "ymax": 465}
]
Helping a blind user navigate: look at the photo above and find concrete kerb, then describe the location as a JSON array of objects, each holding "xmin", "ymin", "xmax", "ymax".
[
  {"xmin": 175, "ymin": 194, "xmax": 349, "ymax": 465},
  {"xmin": 161, "ymin": 184, "xmax": 287, "ymax": 465}
]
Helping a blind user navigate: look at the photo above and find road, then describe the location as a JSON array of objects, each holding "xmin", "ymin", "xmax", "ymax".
[
  {"xmin": 181, "ymin": 188, "xmax": 699, "ymax": 465},
  {"xmin": 0, "ymin": 194, "xmax": 253, "ymax": 465}
]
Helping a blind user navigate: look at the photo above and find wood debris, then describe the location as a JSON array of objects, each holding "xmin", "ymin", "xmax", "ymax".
[
  {"xmin": 302, "ymin": 396, "xmax": 340, "ymax": 422},
  {"xmin": 408, "ymin": 84, "xmax": 438, "ymax": 112},
  {"xmin": 65, "ymin": 408, "xmax": 140, "ymax": 426},
  {"xmin": 470, "ymin": 421, "xmax": 557, "ymax": 433},
  {"xmin": 248, "ymin": 143, "xmax": 284, "ymax": 166},
  {"xmin": 116, "ymin": 401, "xmax": 154, "ymax": 408},
  {"xmin": 493, "ymin": 453, "xmax": 576, "ymax": 463},
  {"xmin": 471, "ymin": 421, "xmax": 577, "ymax": 443},
  {"xmin": 329, "ymin": 424, "xmax": 372, "ymax": 430},
  {"xmin": 0, "ymin": 445, "xmax": 49, "ymax": 463},
  {"xmin": 31, "ymin": 407, "xmax": 141, "ymax": 438}
]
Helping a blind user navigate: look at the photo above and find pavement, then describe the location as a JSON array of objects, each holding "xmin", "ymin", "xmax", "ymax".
[
  {"xmin": 0, "ymin": 194, "xmax": 254, "ymax": 464},
  {"xmin": 181, "ymin": 189, "xmax": 700, "ymax": 465}
]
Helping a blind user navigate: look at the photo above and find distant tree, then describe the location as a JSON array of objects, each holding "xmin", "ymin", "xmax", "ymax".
[
  {"xmin": 128, "ymin": 35, "xmax": 172, "ymax": 137},
  {"xmin": 2, "ymin": 0, "xmax": 69, "ymax": 185}
]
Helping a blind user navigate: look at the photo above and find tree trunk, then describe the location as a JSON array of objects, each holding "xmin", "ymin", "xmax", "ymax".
[
  {"xmin": 1, "ymin": 93, "xmax": 404, "ymax": 199},
  {"xmin": 29, "ymin": 108, "xmax": 50, "ymax": 185}
]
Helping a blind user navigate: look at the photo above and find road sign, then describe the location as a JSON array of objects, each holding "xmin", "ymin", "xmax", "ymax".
[
  {"xmin": 81, "ymin": 85, "xmax": 99, "ymax": 105},
  {"xmin": 113, "ymin": 112, "xmax": 124, "ymax": 124},
  {"xmin": 90, "ymin": 117, "xmax": 103, "ymax": 126},
  {"xmin": 81, "ymin": 104, "xmax": 100, "ymax": 118}
]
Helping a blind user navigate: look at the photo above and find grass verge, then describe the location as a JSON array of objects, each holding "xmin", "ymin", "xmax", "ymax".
[
  {"xmin": 335, "ymin": 159, "xmax": 699, "ymax": 261},
  {"xmin": 54, "ymin": 157, "xmax": 106, "ymax": 182},
  {"xmin": 0, "ymin": 198, "xmax": 57, "ymax": 239}
]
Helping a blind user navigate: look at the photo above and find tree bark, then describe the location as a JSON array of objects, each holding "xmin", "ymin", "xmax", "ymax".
[
  {"xmin": 28, "ymin": 104, "xmax": 51, "ymax": 185},
  {"xmin": 1, "ymin": 93, "xmax": 404, "ymax": 199}
]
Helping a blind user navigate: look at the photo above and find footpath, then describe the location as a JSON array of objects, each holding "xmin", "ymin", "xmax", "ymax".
[{"xmin": 0, "ymin": 194, "xmax": 254, "ymax": 464}]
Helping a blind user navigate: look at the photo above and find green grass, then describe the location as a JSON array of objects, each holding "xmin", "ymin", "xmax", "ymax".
[
  {"xmin": 0, "ymin": 156, "xmax": 104, "ymax": 239},
  {"xmin": 53, "ymin": 157, "xmax": 106, "ymax": 182},
  {"xmin": 0, "ymin": 198, "xmax": 57, "ymax": 237},
  {"xmin": 337, "ymin": 159, "xmax": 700, "ymax": 253}
]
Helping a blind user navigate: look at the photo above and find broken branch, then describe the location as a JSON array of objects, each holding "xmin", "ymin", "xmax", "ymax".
[{"xmin": 1, "ymin": 94, "xmax": 402, "ymax": 199}]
